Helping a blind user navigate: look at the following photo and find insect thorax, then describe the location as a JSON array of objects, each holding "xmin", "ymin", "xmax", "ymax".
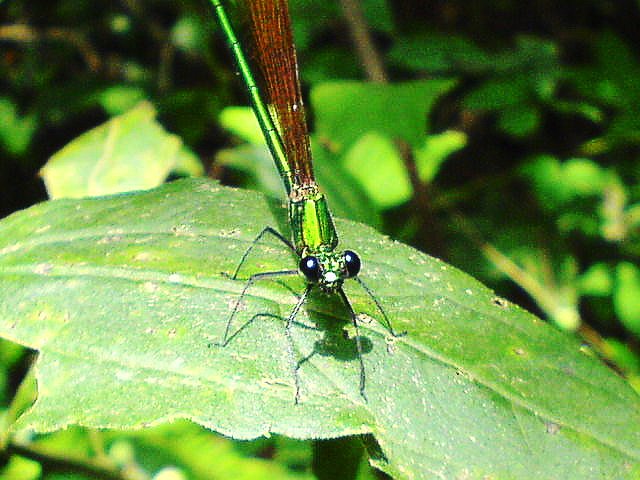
[{"xmin": 289, "ymin": 185, "xmax": 338, "ymax": 255}]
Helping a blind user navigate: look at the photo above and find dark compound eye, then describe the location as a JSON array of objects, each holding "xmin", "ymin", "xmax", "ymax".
[
  {"xmin": 299, "ymin": 255, "xmax": 322, "ymax": 283},
  {"xmin": 343, "ymin": 250, "xmax": 361, "ymax": 278}
]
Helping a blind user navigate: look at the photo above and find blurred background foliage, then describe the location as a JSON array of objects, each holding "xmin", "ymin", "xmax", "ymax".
[{"xmin": 0, "ymin": 0, "xmax": 639, "ymax": 478}]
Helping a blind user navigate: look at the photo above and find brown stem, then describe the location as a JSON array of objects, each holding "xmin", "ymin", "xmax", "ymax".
[
  {"xmin": 450, "ymin": 211, "xmax": 559, "ymax": 309},
  {"xmin": 338, "ymin": 0, "xmax": 387, "ymax": 83}
]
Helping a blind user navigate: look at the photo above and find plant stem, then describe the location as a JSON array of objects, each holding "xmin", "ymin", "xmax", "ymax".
[{"xmin": 339, "ymin": 0, "xmax": 387, "ymax": 83}]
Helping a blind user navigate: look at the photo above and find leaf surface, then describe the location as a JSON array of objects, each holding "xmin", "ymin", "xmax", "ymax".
[{"xmin": 0, "ymin": 178, "xmax": 638, "ymax": 479}]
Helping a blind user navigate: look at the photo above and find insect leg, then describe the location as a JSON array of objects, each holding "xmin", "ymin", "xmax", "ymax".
[
  {"xmin": 231, "ymin": 227, "xmax": 296, "ymax": 280},
  {"xmin": 220, "ymin": 269, "xmax": 298, "ymax": 346},
  {"xmin": 286, "ymin": 284, "xmax": 312, "ymax": 404},
  {"xmin": 354, "ymin": 276, "xmax": 407, "ymax": 338},
  {"xmin": 337, "ymin": 287, "xmax": 368, "ymax": 402}
]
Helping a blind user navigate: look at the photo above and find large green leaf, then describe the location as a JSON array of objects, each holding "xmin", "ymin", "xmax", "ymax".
[
  {"xmin": 311, "ymin": 80, "xmax": 456, "ymax": 150},
  {"xmin": 0, "ymin": 178, "xmax": 638, "ymax": 479}
]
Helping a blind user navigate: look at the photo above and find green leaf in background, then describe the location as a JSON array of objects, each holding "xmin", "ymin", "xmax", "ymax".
[
  {"xmin": 389, "ymin": 34, "xmax": 558, "ymax": 86},
  {"xmin": 301, "ymin": 47, "xmax": 363, "ymax": 84},
  {"xmin": 614, "ymin": 263, "xmax": 640, "ymax": 337},
  {"xmin": 0, "ymin": 455, "xmax": 40, "ymax": 480},
  {"xmin": 24, "ymin": 423, "xmax": 314, "ymax": 480},
  {"xmin": 577, "ymin": 263, "xmax": 613, "ymax": 297},
  {"xmin": 497, "ymin": 245, "xmax": 582, "ymax": 331},
  {"xmin": 342, "ymin": 132, "xmax": 412, "ymax": 209},
  {"xmin": 219, "ymin": 106, "xmax": 267, "ymax": 146},
  {"xmin": 289, "ymin": 0, "xmax": 391, "ymax": 52},
  {"xmin": 0, "ymin": 178, "xmax": 638, "ymax": 479},
  {"xmin": 0, "ymin": 338, "xmax": 25, "ymax": 410},
  {"xmin": 603, "ymin": 339, "xmax": 640, "ymax": 392},
  {"xmin": 311, "ymin": 80, "xmax": 458, "ymax": 212},
  {"xmin": 97, "ymin": 86, "xmax": 147, "ymax": 116},
  {"xmin": 520, "ymin": 155, "xmax": 628, "ymax": 238},
  {"xmin": 497, "ymin": 104, "xmax": 541, "ymax": 137},
  {"xmin": 522, "ymin": 156, "xmax": 605, "ymax": 208},
  {"xmin": 392, "ymin": 35, "xmax": 558, "ymax": 137},
  {"xmin": 217, "ymin": 144, "xmax": 284, "ymax": 199},
  {"xmin": 387, "ymin": 32, "xmax": 490, "ymax": 73},
  {"xmin": 217, "ymin": 106, "xmax": 284, "ymax": 198},
  {"xmin": 218, "ymin": 106, "xmax": 381, "ymax": 227},
  {"xmin": 0, "ymin": 97, "xmax": 38, "ymax": 156},
  {"xmin": 126, "ymin": 422, "xmax": 314, "ymax": 480},
  {"xmin": 311, "ymin": 80, "xmax": 457, "ymax": 151},
  {"xmin": 564, "ymin": 31, "xmax": 640, "ymax": 148},
  {"xmin": 312, "ymin": 436, "xmax": 365, "ymax": 480},
  {"xmin": 311, "ymin": 143, "xmax": 382, "ymax": 228},
  {"xmin": 39, "ymin": 102, "xmax": 204, "ymax": 199},
  {"xmin": 414, "ymin": 130, "xmax": 467, "ymax": 183},
  {"xmin": 564, "ymin": 31, "xmax": 640, "ymax": 109},
  {"xmin": 288, "ymin": 0, "xmax": 338, "ymax": 51},
  {"xmin": 464, "ymin": 75, "xmax": 530, "ymax": 111},
  {"xmin": 171, "ymin": 14, "xmax": 212, "ymax": 56}
]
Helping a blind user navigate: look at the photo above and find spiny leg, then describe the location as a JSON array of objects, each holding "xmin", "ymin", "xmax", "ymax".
[
  {"xmin": 337, "ymin": 287, "xmax": 368, "ymax": 402},
  {"xmin": 217, "ymin": 310, "xmax": 320, "ymax": 347},
  {"xmin": 220, "ymin": 269, "xmax": 298, "ymax": 346},
  {"xmin": 232, "ymin": 227, "xmax": 296, "ymax": 280},
  {"xmin": 354, "ymin": 276, "xmax": 407, "ymax": 338},
  {"xmin": 219, "ymin": 312, "xmax": 284, "ymax": 346},
  {"xmin": 286, "ymin": 284, "xmax": 312, "ymax": 404}
]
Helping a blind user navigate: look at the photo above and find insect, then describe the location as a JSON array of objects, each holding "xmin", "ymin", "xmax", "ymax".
[{"xmin": 211, "ymin": 0, "xmax": 405, "ymax": 403}]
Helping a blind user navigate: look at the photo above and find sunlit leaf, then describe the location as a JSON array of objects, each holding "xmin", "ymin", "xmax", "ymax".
[
  {"xmin": 578, "ymin": 263, "xmax": 613, "ymax": 297},
  {"xmin": 0, "ymin": 98, "xmax": 37, "ymax": 156},
  {"xmin": 217, "ymin": 107, "xmax": 381, "ymax": 227},
  {"xmin": 98, "ymin": 86, "xmax": 147, "ymax": 116},
  {"xmin": 342, "ymin": 132, "xmax": 412, "ymax": 209},
  {"xmin": 414, "ymin": 130, "xmax": 467, "ymax": 183},
  {"xmin": 614, "ymin": 263, "xmax": 640, "ymax": 337},
  {"xmin": 0, "ymin": 179, "xmax": 638, "ymax": 479},
  {"xmin": 40, "ymin": 102, "xmax": 204, "ymax": 199},
  {"xmin": 311, "ymin": 80, "xmax": 456, "ymax": 150},
  {"xmin": 219, "ymin": 107, "xmax": 266, "ymax": 146}
]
